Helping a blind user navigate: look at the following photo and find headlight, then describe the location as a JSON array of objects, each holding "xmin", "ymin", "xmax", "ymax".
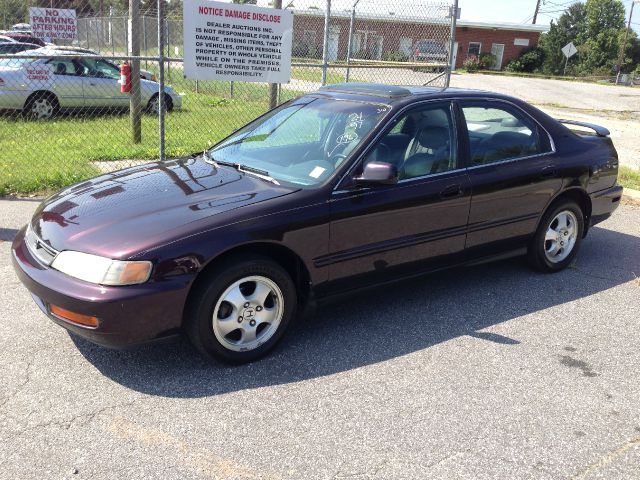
[{"xmin": 51, "ymin": 251, "xmax": 152, "ymax": 286}]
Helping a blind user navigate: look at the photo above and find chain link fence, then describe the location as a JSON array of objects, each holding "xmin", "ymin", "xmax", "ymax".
[{"xmin": 0, "ymin": 0, "xmax": 455, "ymax": 196}]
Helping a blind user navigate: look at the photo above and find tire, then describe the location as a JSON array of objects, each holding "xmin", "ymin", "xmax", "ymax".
[
  {"xmin": 527, "ymin": 199, "xmax": 584, "ymax": 273},
  {"xmin": 147, "ymin": 93, "xmax": 173, "ymax": 114},
  {"xmin": 24, "ymin": 93, "xmax": 58, "ymax": 120},
  {"xmin": 185, "ymin": 255, "xmax": 297, "ymax": 363}
]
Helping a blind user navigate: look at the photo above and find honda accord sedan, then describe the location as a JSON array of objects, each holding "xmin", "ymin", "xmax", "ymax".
[{"xmin": 12, "ymin": 83, "xmax": 622, "ymax": 363}]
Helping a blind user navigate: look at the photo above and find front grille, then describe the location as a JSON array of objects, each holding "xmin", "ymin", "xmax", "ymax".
[{"xmin": 25, "ymin": 225, "xmax": 59, "ymax": 266}]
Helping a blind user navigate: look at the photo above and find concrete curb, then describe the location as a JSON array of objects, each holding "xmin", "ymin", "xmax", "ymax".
[{"xmin": 622, "ymin": 187, "xmax": 640, "ymax": 206}]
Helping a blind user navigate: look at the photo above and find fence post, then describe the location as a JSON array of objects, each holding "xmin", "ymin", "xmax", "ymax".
[
  {"xmin": 166, "ymin": 19, "xmax": 171, "ymax": 81},
  {"xmin": 321, "ymin": 0, "xmax": 331, "ymax": 85},
  {"xmin": 143, "ymin": 16, "xmax": 148, "ymax": 71},
  {"xmin": 268, "ymin": 0, "xmax": 282, "ymax": 110},
  {"xmin": 345, "ymin": 0, "xmax": 359, "ymax": 83},
  {"xmin": 444, "ymin": 0, "xmax": 458, "ymax": 88},
  {"xmin": 129, "ymin": 0, "xmax": 142, "ymax": 144},
  {"xmin": 157, "ymin": 0, "xmax": 165, "ymax": 161}
]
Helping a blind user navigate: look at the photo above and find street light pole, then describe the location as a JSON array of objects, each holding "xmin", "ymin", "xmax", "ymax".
[{"xmin": 616, "ymin": 0, "xmax": 637, "ymax": 85}]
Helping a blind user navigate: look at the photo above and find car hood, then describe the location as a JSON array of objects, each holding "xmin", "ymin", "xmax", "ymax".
[{"xmin": 31, "ymin": 157, "xmax": 298, "ymax": 259}]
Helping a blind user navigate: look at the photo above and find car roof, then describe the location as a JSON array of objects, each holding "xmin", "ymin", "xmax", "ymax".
[{"xmin": 315, "ymin": 82, "xmax": 504, "ymax": 104}]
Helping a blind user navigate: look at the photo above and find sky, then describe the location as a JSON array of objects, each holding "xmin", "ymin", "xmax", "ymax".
[{"xmin": 249, "ymin": 0, "xmax": 640, "ymax": 33}]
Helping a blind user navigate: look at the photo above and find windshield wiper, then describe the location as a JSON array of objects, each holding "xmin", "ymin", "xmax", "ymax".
[
  {"xmin": 236, "ymin": 164, "xmax": 280, "ymax": 185},
  {"xmin": 202, "ymin": 151, "xmax": 279, "ymax": 185}
]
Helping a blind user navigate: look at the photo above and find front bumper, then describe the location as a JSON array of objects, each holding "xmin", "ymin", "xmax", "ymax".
[
  {"xmin": 11, "ymin": 226, "xmax": 189, "ymax": 348},
  {"xmin": 589, "ymin": 184, "xmax": 623, "ymax": 227}
]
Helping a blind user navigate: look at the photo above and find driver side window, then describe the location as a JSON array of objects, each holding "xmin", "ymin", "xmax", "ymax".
[{"xmin": 363, "ymin": 103, "xmax": 457, "ymax": 180}]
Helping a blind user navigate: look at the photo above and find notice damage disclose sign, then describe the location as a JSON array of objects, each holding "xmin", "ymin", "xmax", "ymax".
[
  {"xmin": 183, "ymin": 0, "xmax": 293, "ymax": 83},
  {"xmin": 29, "ymin": 7, "xmax": 77, "ymax": 40}
]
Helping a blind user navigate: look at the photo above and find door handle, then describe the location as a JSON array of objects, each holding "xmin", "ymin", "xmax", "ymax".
[
  {"xmin": 540, "ymin": 166, "xmax": 556, "ymax": 178},
  {"xmin": 439, "ymin": 184, "xmax": 463, "ymax": 199}
]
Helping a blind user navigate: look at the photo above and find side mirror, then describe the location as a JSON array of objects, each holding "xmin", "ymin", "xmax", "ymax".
[{"xmin": 354, "ymin": 161, "xmax": 398, "ymax": 186}]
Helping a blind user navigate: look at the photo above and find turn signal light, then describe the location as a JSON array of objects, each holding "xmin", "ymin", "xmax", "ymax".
[{"xmin": 50, "ymin": 304, "xmax": 99, "ymax": 328}]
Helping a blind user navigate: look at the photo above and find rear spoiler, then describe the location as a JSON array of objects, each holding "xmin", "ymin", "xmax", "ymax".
[{"xmin": 557, "ymin": 119, "xmax": 610, "ymax": 137}]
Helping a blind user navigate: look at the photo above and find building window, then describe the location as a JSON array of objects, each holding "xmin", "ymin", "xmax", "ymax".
[
  {"xmin": 514, "ymin": 38, "xmax": 530, "ymax": 46},
  {"xmin": 302, "ymin": 30, "xmax": 317, "ymax": 46},
  {"xmin": 468, "ymin": 42, "xmax": 481, "ymax": 58}
]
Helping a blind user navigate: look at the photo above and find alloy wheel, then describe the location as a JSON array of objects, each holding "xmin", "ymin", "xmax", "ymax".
[
  {"xmin": 544, "ymin": 210, "xmax": 578, "ymax": 263},
  {"xmin": 212, "ymin": 275, "xmax": 284, "ymax": 352},
  {"xmin": 30, "ymin": 98, "xmax": 54, "ymax": 119}
]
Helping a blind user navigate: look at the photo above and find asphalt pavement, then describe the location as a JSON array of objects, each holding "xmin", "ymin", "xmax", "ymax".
[{"xmin": 1, "ymin": 198, "xmax": 639, "ymax": 479}]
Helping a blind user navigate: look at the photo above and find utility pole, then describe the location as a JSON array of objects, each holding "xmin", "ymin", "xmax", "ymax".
[
  {"xmin": 268, "ymin": 0, "xmax": 282, "ymax": 110},
  {"xmin": 616, "ymin": 0, "xmax": 637, "ymax": 85},
  {"xmin": 532, "ymin": 0, "xmax": 541, "ymax": 24},
  {"xmin": 129, "ymin": 0, "xmax": 142, "ymax": 143}
]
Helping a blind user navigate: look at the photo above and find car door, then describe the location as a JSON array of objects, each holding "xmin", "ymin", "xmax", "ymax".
[
  {"xmin": 47, "ymin": 58, "xmax": 84, "ymax": 108},
  {"xmin": 325, "ymin": 101, "xmax": 471, "ymax": 292},
  {"xmin": 78, "ymin": 58, "xmax": 128, "ymax": 108},
  {"xmin": 458, "ymin": 99, "xmax": 561, "ymax": 255}
]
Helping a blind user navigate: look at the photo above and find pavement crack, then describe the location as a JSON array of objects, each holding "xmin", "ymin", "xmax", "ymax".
[
  {"xmin": 0, "ymin": 351, "xmax": 37, "ymax": 411},
  {"xmin": 572, "ymin": 436, "xmax": 640, "ymax": 479},
  {"xmin": 4, "ymin": 400, "xmax": 137, "ymax": 440}
]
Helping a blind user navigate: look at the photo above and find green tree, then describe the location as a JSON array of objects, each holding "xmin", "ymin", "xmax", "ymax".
[
  {"xmin": 539, "ymin": 2, "xmax": 586, "ymax": 75},
  {"xmin": 579, "ymin": 0, "xmax": 626, "ymax": 73}
]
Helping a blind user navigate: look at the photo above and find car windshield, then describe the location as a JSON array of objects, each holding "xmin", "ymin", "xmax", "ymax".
[
  {"xmin": 209, "ymin": 97, "xmax": 390, "ymax": 186},
  {"xmin": 0, "ymin": 57, "xmax": 33, "ymax": 68}
]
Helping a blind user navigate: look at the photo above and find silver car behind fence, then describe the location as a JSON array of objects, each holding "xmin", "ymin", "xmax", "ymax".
[{"xmin": 0, "ymin": 48, "xmax": 181, "ymax": 119}]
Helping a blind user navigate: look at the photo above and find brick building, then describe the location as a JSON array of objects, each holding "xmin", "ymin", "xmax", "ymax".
[{"xmin": 292, "ymin": 9, "xmax": 548, "ymax": 70}]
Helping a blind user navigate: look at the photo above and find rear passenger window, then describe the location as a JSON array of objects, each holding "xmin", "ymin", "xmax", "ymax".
[{"xmin": 461, "ymin": 103, "xmax": 551, "ymax": 165}]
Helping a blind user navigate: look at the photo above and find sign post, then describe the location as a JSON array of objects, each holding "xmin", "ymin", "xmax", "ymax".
[
  {"xmin": 183, "ymin": 0, "xmax": 293, "ymax": 84},
  {"xmin": 561, "ymin": 42, "xmax": 577, "ymax": 76}
]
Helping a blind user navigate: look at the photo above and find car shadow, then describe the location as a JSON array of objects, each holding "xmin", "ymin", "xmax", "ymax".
[{"xmin": 73, "ymin": 225, "xmax": 639, "ymax": 398}]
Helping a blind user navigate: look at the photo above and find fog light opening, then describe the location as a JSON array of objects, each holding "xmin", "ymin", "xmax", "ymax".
[{"xmin": 49, "ymin": 304, "xmax": 99, "ymax": 328}]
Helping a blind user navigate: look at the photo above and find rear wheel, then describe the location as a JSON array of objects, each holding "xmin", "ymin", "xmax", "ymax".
[
  {"xmin": 528, "ymin": 199, "xmax": 584, "ymax": 272},
  {"xmin": 24, "ymin": 93, "xmax": 58, "ymax": 120},
  {"xmin": 185, "ymin": 255, "xmax": 297, "ymax": 363}
]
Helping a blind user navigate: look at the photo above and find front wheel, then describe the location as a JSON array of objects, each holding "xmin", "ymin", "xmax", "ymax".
[
  {"xmin": 185, "ymin": 255, "xmax": 297, "ymax": 363},
  {"xmin": 528, "ymin": 200, "xmax": 584, "ymax": 273}
]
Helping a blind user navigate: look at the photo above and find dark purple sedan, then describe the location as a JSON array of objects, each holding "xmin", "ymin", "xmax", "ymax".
[{"xmin": 12, "ymin": 84, "xmax": 623, "ymax": 363}]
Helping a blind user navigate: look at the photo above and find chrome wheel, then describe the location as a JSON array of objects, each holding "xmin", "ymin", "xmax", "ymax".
[
  {"xmin": 30, "ymin": 98, "xmax": 54, "ymax": 119},
  {"xmin": 544, "ymin": 210, "xmax": 578, "ymax": 263},
  {"xmin": 148, "ymin": 96, "xmax": 160, "ymax": 114},
  {"xmin": 212, "ymin": 275, "xmax": 284, "ymax": 352}
]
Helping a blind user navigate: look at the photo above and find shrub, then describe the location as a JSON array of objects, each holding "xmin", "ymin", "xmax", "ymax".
[
  {"xmin": 462, "ymin": 55, "xmax": 480, "ymax": 72},
  {"xmin": 478, "ymin": 52, "xmax": 496, "ymax": 69},
  {"xmin": 383, "ymin": 51, "xmax": 410, "ymax": 62},
  {"xmin": 504, "ymin": 47, "xmax": 545, "ymax": 72}
]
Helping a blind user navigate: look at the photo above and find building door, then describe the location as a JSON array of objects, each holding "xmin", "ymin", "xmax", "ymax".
[
  {"xmin": 371, "ymin": 35, "xmax": 383, "ymax": 60},
  {"xmin": 490, "ymin": 43, "xmax": 505, "ymax": 70},
  {"xmin": 327, "ymin": 27, "xmax": 340, "ymax": 61},
  {"xmin": 399, "ymin": 36, "xmax": 413, "ymax": 56}
]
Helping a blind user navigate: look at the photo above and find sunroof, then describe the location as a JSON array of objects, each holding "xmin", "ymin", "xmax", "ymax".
[{"xmin": 318, "ymin": 83, "xmax": 413, "ymax": 99}]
